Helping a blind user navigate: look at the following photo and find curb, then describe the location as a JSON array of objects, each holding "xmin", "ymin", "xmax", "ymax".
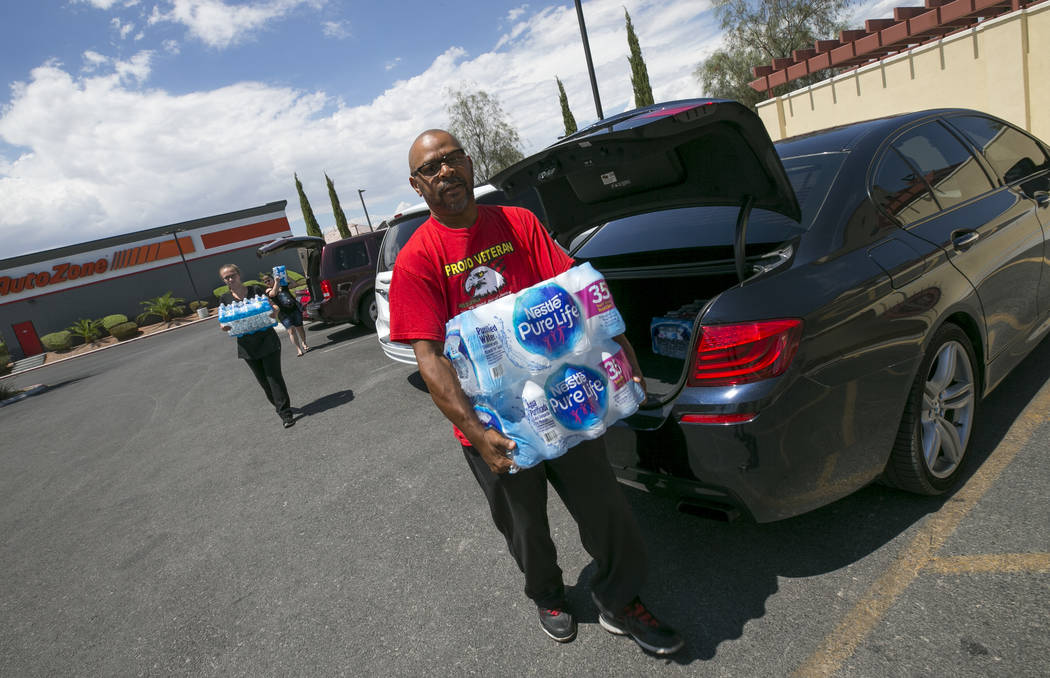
[
  {"xmin": 0, "ymin": 383, "xmax": 49, "ymax": 407},
  {"xmin": 0, "ymin": 313, "xmax": 216, "ymax": 381}
]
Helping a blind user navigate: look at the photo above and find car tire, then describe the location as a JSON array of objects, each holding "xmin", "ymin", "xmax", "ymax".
[
  {"xmin": 359, "ymin": 291, "xmax": 377, "ymax": 331},
  {"xmin": 883, "ymin": 323, "xmax": 978, "ymax": 495}
]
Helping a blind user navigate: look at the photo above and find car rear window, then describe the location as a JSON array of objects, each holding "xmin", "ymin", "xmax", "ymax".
[
  {"xmin": 948, "ymin": 115, "xmax": 1050, "ymax": 189},
  {"xmin": 378, "ymin": 213, "xmax": 429, "ymax": 272},
  {"xmin": 574, "ymin": 153, "xmax": 844, "ymax": 258}
]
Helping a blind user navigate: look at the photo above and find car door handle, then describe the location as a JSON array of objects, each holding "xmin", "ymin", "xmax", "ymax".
[
  {"xmin": 1035, "ymin": 191, "xmax": 1050, "ymax": 208},
  {"xmin": 951, "ymin": 230, "xmax": 980, "ymax": 251}
]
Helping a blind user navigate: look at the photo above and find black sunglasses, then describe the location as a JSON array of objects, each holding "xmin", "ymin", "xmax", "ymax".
[{"xmin": 413, "ymin": 148, "xmax": 467, "ymax": 178}]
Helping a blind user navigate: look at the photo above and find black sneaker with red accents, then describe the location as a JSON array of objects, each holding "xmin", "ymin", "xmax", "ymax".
[
  {"xmin": 537, "ymin": 605, "xmax": 577, "ymax": 643},
  {"xmin": 594, "ymin": 595, "xmax": 683, "ymax": 655}
]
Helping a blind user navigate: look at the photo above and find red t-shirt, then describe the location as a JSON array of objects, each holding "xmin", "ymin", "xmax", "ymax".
[{"xmin": 389, "ymin": 204, "xmax": 574, "ymax": 443}]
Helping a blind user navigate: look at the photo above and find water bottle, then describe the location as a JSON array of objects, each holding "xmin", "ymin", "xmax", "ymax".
[
  {"xmin": 566, "ymin": 263, "xmax": 626, "ymax": 340},
  {"xmin": 509, "ymin": 380, "xmax": 567, "ymax": 461},
  {"xmin": 599, "ymin": 344, "xmax": 645, "ymax": 420},
  {"xmin": 444, "ymin": 318, "xmax": 483, "ymax": 397}
]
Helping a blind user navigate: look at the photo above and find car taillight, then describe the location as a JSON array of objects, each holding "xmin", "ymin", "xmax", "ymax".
[
  {"xmin": 687, "ymin": 319, "xmax": 802, "ymax": 387},
  {"xmin": 321, "ymin": 279, "xmax": 333, "ymax": 301}
]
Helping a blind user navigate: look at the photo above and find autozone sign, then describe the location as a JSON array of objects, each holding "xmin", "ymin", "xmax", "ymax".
[
  {"xmin": 0, "ymin": 258, "xmax": 111, "ymax": 296},
  {"xmin": 0, "ymin": 208, "xmax": 291, "ymax": 304},
  {"xmin": 0, "ymin": 234, "xmax": 198, "ymax": 302}
]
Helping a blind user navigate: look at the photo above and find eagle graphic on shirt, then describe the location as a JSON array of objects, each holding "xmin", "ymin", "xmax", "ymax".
[{"xmin": 464, "ymin": 265, "xmax": 505, "ymax": 298}]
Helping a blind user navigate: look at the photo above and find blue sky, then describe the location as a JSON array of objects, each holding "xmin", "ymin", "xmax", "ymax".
[{"xmin": 0, "ymin": 0, "xmax": 885, "ymax": 258}]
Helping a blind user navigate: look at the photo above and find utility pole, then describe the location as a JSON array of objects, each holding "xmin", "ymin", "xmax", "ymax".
[
  {"xmin": 171, "ymin": 230, "xmax": 202, "ymax": 301},
  {"xmin": 574, "ymin": 0, "xmax": 603, "ymax": 120},
  {"xmin": 358, "ymin": 189, "xmax": 373, "ymax": 232}
]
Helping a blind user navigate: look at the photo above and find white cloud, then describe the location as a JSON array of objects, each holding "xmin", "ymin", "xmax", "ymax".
[
  {"xmin": 322, "ymin": 20, "xmax": 349, "ymax": 39},
  {"xmin": 75, "ymin": 0, "xmax": 122, "ymax": 8},
  {"xmin": 384, "ymin": 57, "xmax": 402, "ymax": 71},
  {"xmin": 111, "ymin": 17, "xmax": 135, "ymax": 39},
  {"xmin": 148, "ymin": 0, "xmax": 322, "ymax": 49},
  {"xmin": 82, "ymin": 51, "xmax": 109, "ymax": 71},
  {"xmin": 162, "ymin": 39, "xmax": 181, "ymax": 54},
  {"xmin": 0, "ymin": 0, "xmax": 717, "ymax": 257},
  {"xmin": 507, "ymin": 5, "xmax": 529, "ymax": 22}
]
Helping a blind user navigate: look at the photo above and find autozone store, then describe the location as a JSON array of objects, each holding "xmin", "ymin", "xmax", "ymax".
[{"xmin": 0, "ymin": 201, "xmax": 301, "ymax": 361}]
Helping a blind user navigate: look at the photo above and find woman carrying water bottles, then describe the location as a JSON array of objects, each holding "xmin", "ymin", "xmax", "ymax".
[
  {"xmin": 262, "ymin": 270, "xmax": 309, "ymax": 356},
  {"xmin": 218, "ymin": 264, "xmax": 295, "ymax": 428}
]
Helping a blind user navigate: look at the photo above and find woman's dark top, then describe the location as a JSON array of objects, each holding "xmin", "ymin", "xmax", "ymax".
[
  {"xmin": 271, "ymin": 284, "xmax": 300, "ymax": 321},
  {"xmin": 220, "ymin": 283, "xmax": 281, "ymax": 359}
]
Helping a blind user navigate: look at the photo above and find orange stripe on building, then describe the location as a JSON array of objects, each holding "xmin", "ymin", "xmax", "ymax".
[
  {"xmin": 201, "ymin": 217, "xmax": 290, "ymax": 249},
  {"xmin": 152, "ymin": 237, "xmax": 196, "ymax": 260}
]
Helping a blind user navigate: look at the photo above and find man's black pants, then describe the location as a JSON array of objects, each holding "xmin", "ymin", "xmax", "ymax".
[
  {"xmin": 462, "ymin": 437, "xmax": 647, "ymax": 612},
  {"xmin": 243, "ymin": 350, "xmax": 291, "ymax": 419}
]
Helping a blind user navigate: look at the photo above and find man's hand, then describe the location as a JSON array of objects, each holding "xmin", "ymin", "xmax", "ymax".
[
  {"xmin": 412, "ymin": 339, "xmax": 520, "ymax": 475},
  {"xmin": 220, "ymin": 325, "xmax": 232, "ymax": 333},
  {"xmin": 476, "ymin": 427, "xmax": 517, "ymax": 474}
]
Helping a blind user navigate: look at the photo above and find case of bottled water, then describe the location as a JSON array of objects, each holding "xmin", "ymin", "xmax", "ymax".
[
  {"xmin": 272, "ymin": 265, "xmax": 287, "ymax": 286},
  {"xmin": 217, "ymin": 295, "xmax": 278, "ymax": 337},
  {"xmin": 445, "ymin": 263, "xmax": 642, "ymax": 471}
]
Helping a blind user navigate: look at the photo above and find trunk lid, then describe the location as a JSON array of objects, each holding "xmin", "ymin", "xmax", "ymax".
[
  {"xmin": 489, "ymin": 99, "xmax": 801, "ymax": 247},
  {"xmin": 257, "ymin": 235, "xmax": 324, "ymax": 309}
]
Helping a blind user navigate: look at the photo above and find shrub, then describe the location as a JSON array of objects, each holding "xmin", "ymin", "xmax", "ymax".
[
  {"xmin": 213, "ymin": 285, "xmax": 229, "ymax": 300},
  {"xmin": 0, "ymin": 342, "xmax": 10, "ymax": 375},
  {"xmin": 189, "ymin": 300, "xmax": 211, "ymax": 311},
  {"xmin": 41, "ymin": 331, "xmax": 73, "ymax": 351},
  {"xmin": 67, "ymin": 318, "xmax": 104, "ymax": 345},
  {"xmin": 286, "ymin": 270, "xmax": 305, "ymax": 285},
  {"xmin": 109, "ymin": 322, "xmax": 140, "ymax": 341},
  {"xmin": 136, "ymin": 292, "xmax": 186, "ymax": 325},
  {"xmin": 101, "ymin": 314, "xmax": 129, "ymax": 331}
]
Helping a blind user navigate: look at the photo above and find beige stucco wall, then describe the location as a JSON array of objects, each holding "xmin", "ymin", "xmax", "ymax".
[{"xmin": 757, "ymin": 2, "xmax": 1050, "ymax": 142}]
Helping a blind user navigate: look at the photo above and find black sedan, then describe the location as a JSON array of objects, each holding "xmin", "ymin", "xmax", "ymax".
[{"xmin": 491, "ymin": 100, "xmax": 1050, "ymax": 522}]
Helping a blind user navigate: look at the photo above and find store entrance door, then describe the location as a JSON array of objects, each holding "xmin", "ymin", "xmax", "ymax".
[{"xmin": 13, "ymin": 321, "xmax": 43, "ymax": 357}]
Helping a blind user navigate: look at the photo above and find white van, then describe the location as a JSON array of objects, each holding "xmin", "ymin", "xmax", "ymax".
[{"xmin": 374, "ymin": 184, "xmax": 549, "ymax": 364}]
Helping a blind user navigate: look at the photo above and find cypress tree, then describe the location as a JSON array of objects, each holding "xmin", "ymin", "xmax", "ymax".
[
  {"xmin": 294, "ymin": 173, "xmax": 323, "ymax": 238},
  {"xmin": 556, "ymin": 77, "xmax": 578, "ymax": 137},
  {"xmin": 625, "ymin": 9, "xmax": 654, "ymax": 108},
  {"xmin": 325, "ymin": 173, "xmax": 352, "ymax": 239}
]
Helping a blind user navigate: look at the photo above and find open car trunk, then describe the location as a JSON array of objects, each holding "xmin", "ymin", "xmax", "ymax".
[{"xmin": 581, "ymin": 239, "xmax": 792, "ymax": 403}]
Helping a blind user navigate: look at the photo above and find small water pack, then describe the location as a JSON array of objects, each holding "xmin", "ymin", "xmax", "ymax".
[{"xmin": 272, "ymin": 265, "xmax": 287, "ymax": 285}]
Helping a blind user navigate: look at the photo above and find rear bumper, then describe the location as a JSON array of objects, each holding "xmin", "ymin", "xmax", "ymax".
[
  {"xmin": 604, "ymin": 372, "xmax": 906, "ymax": 522},
  {"xmin": 378, "ymin": 335, "xmax": 418, "ymax": 365}
]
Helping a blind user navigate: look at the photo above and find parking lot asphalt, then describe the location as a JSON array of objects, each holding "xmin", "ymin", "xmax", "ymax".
[{"xmin": 1, "ymin": 320, "xmax": 1048, "ymax": 677}]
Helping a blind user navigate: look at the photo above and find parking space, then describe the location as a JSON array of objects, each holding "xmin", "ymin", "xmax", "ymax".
[{"xmin": 1, "ymin": 321, "xmax": 1047, "ymax": 676}]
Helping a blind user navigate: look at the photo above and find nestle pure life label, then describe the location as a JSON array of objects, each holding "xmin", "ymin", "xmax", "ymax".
[
  {"xmin": 512, "ymin": 283, "xmax": 584, "ymax": 358},
  {"xmin": 544, "ymin": 363, "xmax": 608, "ymax": 432}
]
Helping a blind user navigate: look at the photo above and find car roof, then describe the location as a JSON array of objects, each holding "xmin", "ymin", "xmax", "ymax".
[
  {"xmin": 386, "ymin": 184, "xmax": 501, "ymax": 223},
  {"xmin": 774, "ymin": 108, "xmax": 983, "ymax": 158}
]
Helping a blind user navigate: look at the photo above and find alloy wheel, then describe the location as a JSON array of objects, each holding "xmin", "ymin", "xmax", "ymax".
[{"xmin": 920, "ymin": 339, "xmax": 975, "ymax": 479}]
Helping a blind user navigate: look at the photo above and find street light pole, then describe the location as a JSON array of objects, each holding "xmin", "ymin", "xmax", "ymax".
[
  {"xmin": 171, "ymin": 230, "xmax": 202, "ymax": 301},
  {"xmin": 358, "ymin": 189, "xmax": 373, "ymax": 232},
  {"xmin": 574, "ymin": 0, "xmax": 604, "ymax": 120}
]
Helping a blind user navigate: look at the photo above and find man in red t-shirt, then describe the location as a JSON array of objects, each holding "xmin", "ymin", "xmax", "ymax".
[{"xmin": 389, "ymin": 129, "xmax": 682, "ymax": 655}]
